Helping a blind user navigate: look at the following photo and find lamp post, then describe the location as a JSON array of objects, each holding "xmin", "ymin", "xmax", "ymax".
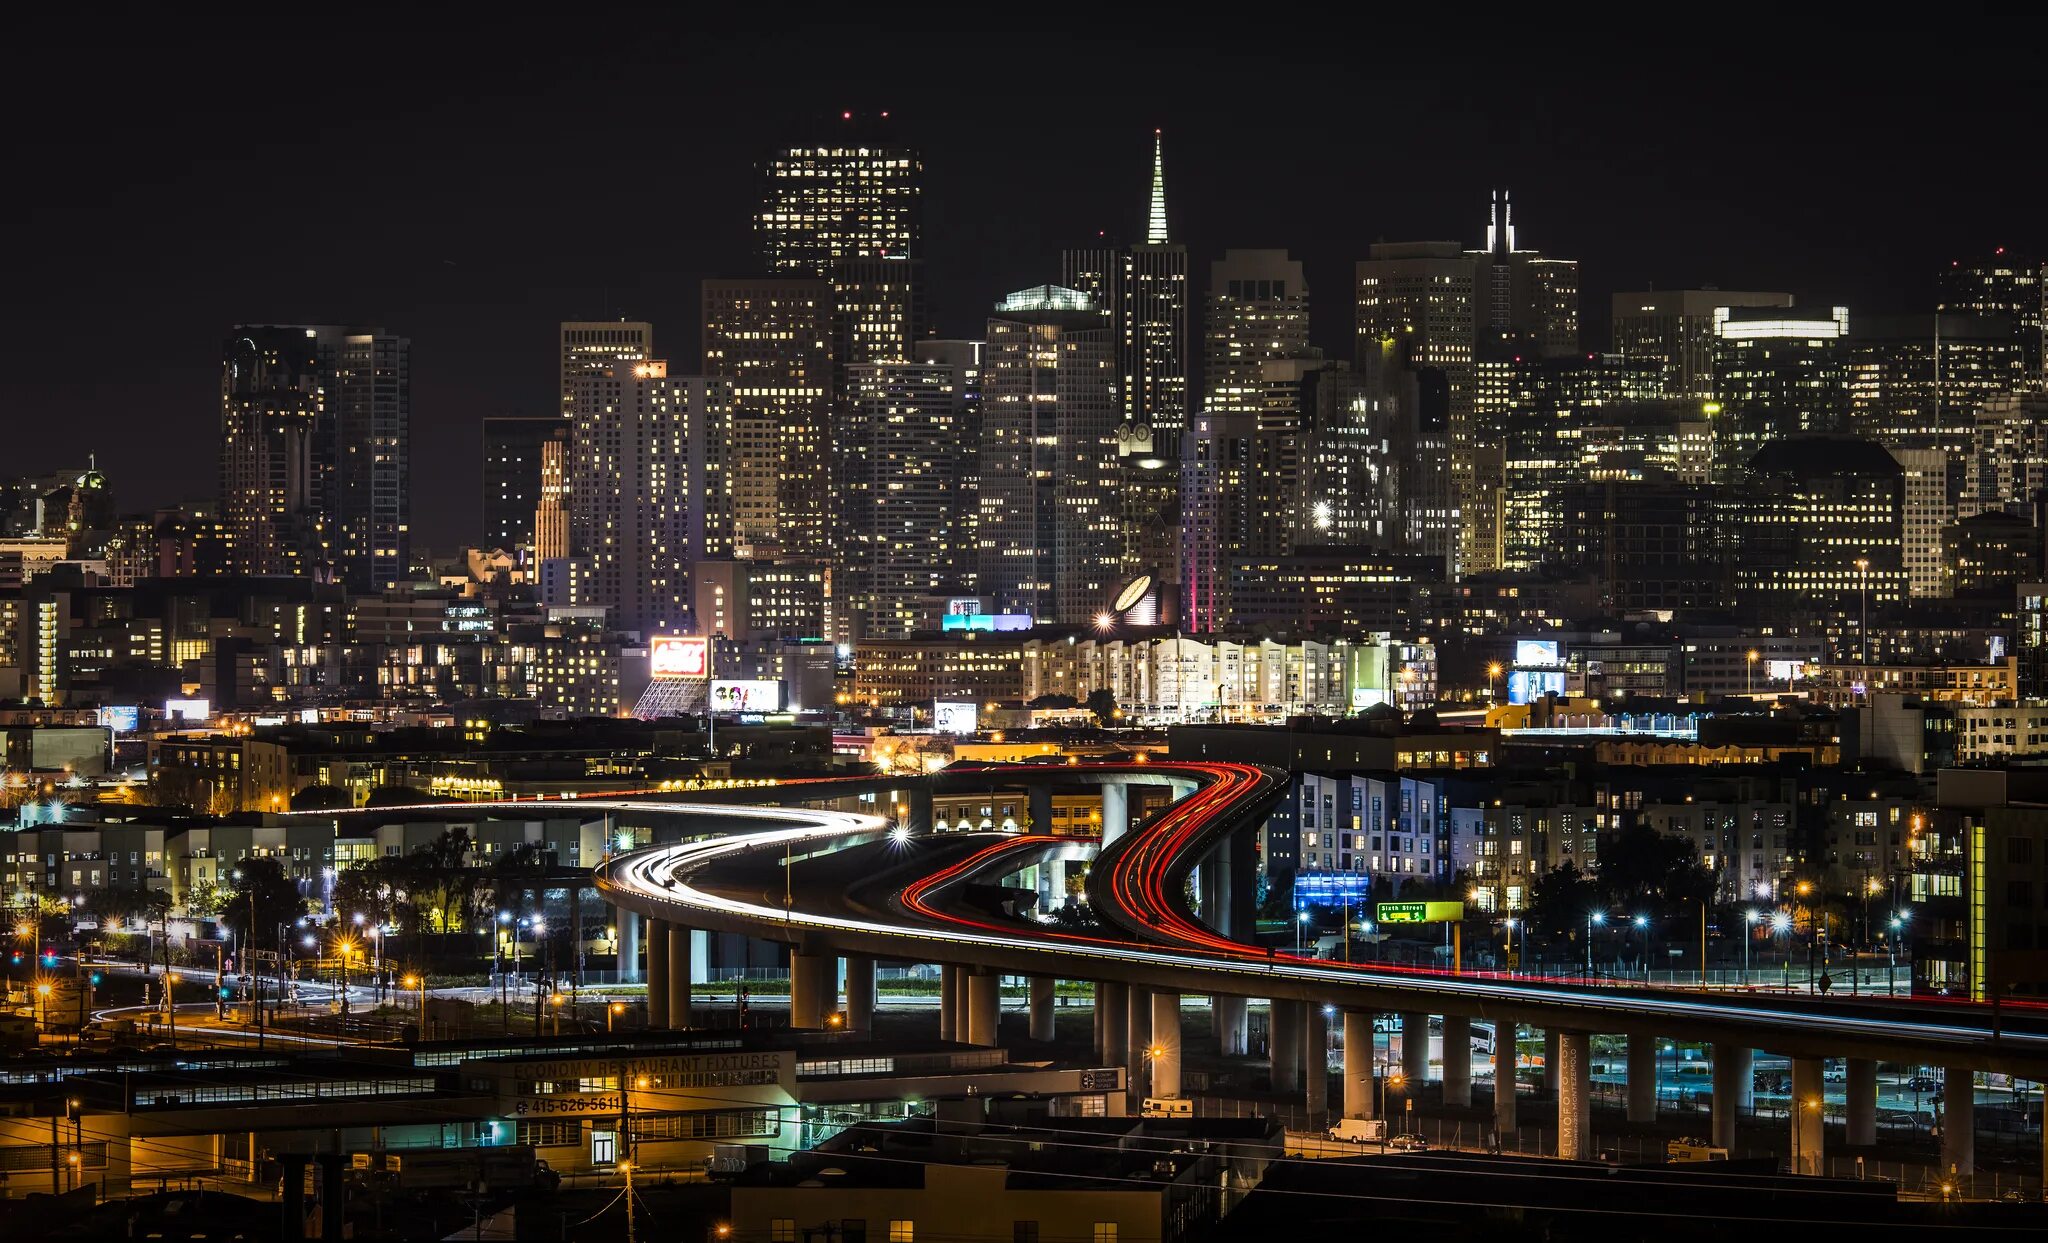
[
  {"xmin": 1296, "ymin": 908, "xmax": 1311, "ymax": 955},
  {"xmin": 1632, "ymin": 914, "xmax": 1649, "ymax": 982},
  {"xmin": 1486, "ymin": 662, "xmax": 1503, "ymax": 705},
  {"xmin": 1586, "ymin": 911, "xmax": 1605, "ymax": 978},
  {"xmin": 1887, "ymin": 911, "xmax": 1909, "ymax": 996},
  {"xmin": 1746, "ymin": 649, "xmax": 1759, "ymax": 695},
  {"xmin": 1771, "ymin": 910, "xmax": 1793, "ymax": 991},
  {"xmin": 1503, "ymin": 917, "xmax": 1519, "ymax": 976},
  {"xmin": 1743, "ymin": 909, "xmax": 1759, "ymax": 987}
]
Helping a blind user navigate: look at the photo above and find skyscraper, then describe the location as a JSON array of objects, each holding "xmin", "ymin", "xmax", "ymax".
[
  {"xmin": 1498, "ymin": 355, "xmax": 1669, "ymax": 571},
  {"xmin": 1940, "ymin": 247, "xmax": 2045, "ymax": 386},
  {"xmin": 1711, "ymin": 306, "xmax": 1851, "ymax": 479},
  {"xmin": 559, "ymin": 321, "xmax": 653, "ymax": 416},
  {"xmin": 977, "ymin": 287, "xmax": 1120, "ymax": 623},
  {"xmin": 219, "ymin": 327, "xmax": 326, "ymax": 578},
  {"xmin": 757, "ymin": 127, "xmax": 922, "ymax": 273},
  {"xmin": 701, "ymin": 278, "xmax": 835, "ymax": 558},
  {"xmin": 1610, "ymin": 290, "xmax": 1795, "ymax": 397},
  {"xmin": 567, "ymin": 360, "xmax": 732, "ymax": 636},
  {"xmin": 838, "ymin": 348, "xmax": 975, "ymax": 638},
  {"xmin": 316, "ymin": 327, "xmax": 411, "ymax": 592},
  {"xmin": 481, "ymin": 416, "xmax": 565, "ymax": 553}
]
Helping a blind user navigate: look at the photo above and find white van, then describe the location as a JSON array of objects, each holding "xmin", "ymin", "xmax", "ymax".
[
  {"xmin": 1141, "ymin": 1097, "xmax": 1194, "ymax": 1118},
  {"xmin": 1327, "ymin": 1118, "xmax": 1386, "ymax": 1144}
]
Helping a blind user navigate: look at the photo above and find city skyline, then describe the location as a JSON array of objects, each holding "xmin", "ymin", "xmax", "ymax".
[{"xmin": 8, "ymin": 20, "xmax": 2043, "ymax": 546}]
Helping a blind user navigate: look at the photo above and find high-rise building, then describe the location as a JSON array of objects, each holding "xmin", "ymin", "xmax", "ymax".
[
  {"xmin": 1298, "ymin": 363, "xmax": 1402, "ymax": 552},
  {"xmin": 1891, "ymin": 447, "xmax": 1950, "ymax": 599},
  {"xmin": 316, "ymin": 328, "xmax": 411, "ymax": 592},
  {"xmin": 218, "ymin": 327, "xmax": 327, "ymax": 578},
  {"xmin": 534, "ymin": 432, "xmax": 570, "ymax": 565},
  {"xmin": 976, "ymin": 286, "xmax": 1120, "ymax": 624},
  {"xmin": 838, "ymin": 352, "xmax": 975, "ymax": 639},
  {"xmin": 757, "ymin": 127, "xmax": 922, "ymax": 273},
  {"xmin": 922, "ymin": 339, "xmax": 985, "ymax": 596},
  {"xmin": 1710, "ymin": 306, "xmax": 1851, "ymax": 479},
  {"xmin": 1847, "ymin": 313, "xmax": 2027, "ymax": 487},
  {"xmin": 1557, "ymin": 477, "xmax": 1721, "ymax": 614},
  {"xmin": 567, "ymin": 360, "xmax": 732, "ymax": 637},
  {"xmin": 559, "ymin": 321, "xmax": 653, "ymax": 416},
  {"xmin": 1355, "ymin": 192, "xmax": 1577, "ymax": 575},
  {"xmin": 1964, "ymin": 392, "xmax": 2048, "ymax": 518},
  {"xmin": 701, "ymin": 278, "xmax": 835, "ymax": 558},
  {"xmin": 1063, "ymin": 133, "xmax": 1190, "ymax": 588},
  {"xmin": 1728, "ymin": 436, "xmax": 1905, "ymax": 629},
  {"xmin": 1940, "ymin": 247, "xmax": 2045, "ymax": 386},
  {"xmin": 481, "ymin": 417, "xmax": 565, "ymax": 554},
  {"xmin": 1610, "ymin": 290, "xmax": 1795, "ymax": 397},
  {"xmin": 1498, "ymin": 355, "xmax": 1668, "ymax": 571}
]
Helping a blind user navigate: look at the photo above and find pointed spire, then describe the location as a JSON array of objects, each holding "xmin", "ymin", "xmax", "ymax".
[{"xmin": 1146, "ymin": 129, "xmax": 1169, "ymax": 245}]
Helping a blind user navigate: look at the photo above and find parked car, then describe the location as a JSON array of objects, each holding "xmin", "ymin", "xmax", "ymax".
[{"xmin": 1388, "ymin": 1133, "xmax": 1430, "ymax": 1151}]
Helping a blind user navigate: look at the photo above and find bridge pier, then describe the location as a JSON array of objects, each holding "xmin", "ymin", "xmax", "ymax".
[
  {"xmin": 1845, "ymin": 1058, "xmax": 1876, "ymax": 1146},
  {"xmin": 967, "ymin": 970, "xmax": 1001, "ymax": 1046},
  {"xmin": 1626, "ymin": 1034, "xmax": 1658, "ymax": 1123},
  {"xmin": 1342, "ymin": 1009, "xmax": 1374, "ymax": 1119},
  {"xmin": 1494, "ymin": 1022, "xmax": 1518, "ymax": 1135},
  {"xmin": 1214, "ymin": 995, "xmax": 1248, "ymax": 1056},
  {"xmin": 1097, "ymin": 982, "xmax": 1128, "ymax": 1064},
  {"xmin": 1711, "ymin": 1043, "xmax": 1751, "ymax": 1151},
  {"xmin": 1149, "ymin": 991, "xmax": 1182, "ymax": 1099},
  {"xmin": 1943, "ymin": 1069, "xmax": 1975, "ymax": 1176},
  {"xmin": 646, "ymin": 918, "xmax": 670, "ymax": 1028},
  {"xmin": 845, "ymin": 956, "xmax": 875, "ymax": 1034},
  {"xmin": 1029, "ymin": 976, "xmax": 1056, "ymax": 1042},
  {"xmin": 790, "ymin": 950, "xmax": 831, "ymax": 1030},
  {"xmin": 1790, "ymin": 1056, "xmax": 1826, "ymax": 1175},
  {"xmin": 1101, "ymin": 782, "xmax": 1129, "ymax": 847},
  {"xmin": 1557, "ymin": 1031, "xmax": 1592, "ymax": 1160},
  {"xmin": 1029, "ymin": 786, "xmax": 1055, "ymax": 836},
  {"xmin": 1441, "ymin": 1015, "xmax": 1472, "ymax": 1107},
  {"xmin": 939, "ymin": 965, "xmax": 961, "ymax": 1041},
  {"xmin": 906, "ymin": 787, "xmax": 933, "ymax": 834},
  {"xmin": 617, "ymin": 909, "xmax": 641, "ymax": 983},
  {"xmin": 1270, "ymin": 1000, "xmax": 1304, "ymax": 1094},
  {"xmin": 1305, "ymin": 1004, "xmax": 1329, "ymax": 1120},
  {"xmin": 1127, "ymin": 987, "xmax": 1153, "ymax": 1100},
  {"xmin": 1544, "ymin": 1030, "xmax": 1561, "ymax": 1096},
  {"xmin": 666, "ymin": 924, "xmax": 692, "ymax": 1029},
  {"xmin": 1400, "ymin": 1012, "xmax": 1428, "ymax": 1084}
]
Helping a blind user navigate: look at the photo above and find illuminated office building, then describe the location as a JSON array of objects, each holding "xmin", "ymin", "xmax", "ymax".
[
  {"xmin": 1710, "ymin": 306, "xmax": 1851, "ymax": 480},
  {"xmin": 1298, "ymin": 362, "xmax": 1402, "ymax": 552},
  {"xmin": 1891, "ymin": 447, "xmax": 1950, "ymax": 599},
  {"xmin": 839, "ymin": 352, "xmax": 975, "ymax": 639},
  {"xmin": 559, "ymin": 321, "xmax": 653, "ymax": 416},
  {"xmin": 701, "ymin": 278, "xmax": 835, "ymax": 558},
  {"xmin": 481, "ymin": 417, "xmax": 566, "ymax": 554},
  {"xmin": 318, "ymin": 328, "xmax": 410, "ymax": 593},
  {"xmin": 1847, "ymin": 313, "xmax": 2026, "ymax": 484},
  {"xmin": 1498, "ymin": 354, "xmax": 1667, "ymax": 571},
  {"xmin": 977, "ymin": 286, "xmax": 1120, "ymax": 624},
  {"xmin": 567, "ymin": 360, "xmax": 732, "ymax": 636},
  {"xmin": 1964, "ymin": 392, "xmax": 2048, "ymax": 518},
  {"xmin": 1556, "ymin": 478, "xmax": 1721, "ymax": 613},
  {"xmin": 757, "ymin": 126, "xmax": 921, "ymax": 274},
  {"xmin": 1728, "ymin": 436, "xmax": 1905, "ymax": 628},
  {"xmin": 1063, "ymin": 132, "xmax": 1189, "ymax": 584},
  {"xmin": 1610, "ymin": 290, "xmax": 1793, "ymax": 397},
  {"xmin": 534, "ymin": 431, "xmax": 570, "ymax": 564},
  {"xmin": 218, "ymin": 327, "xmax": 327, "ymax": 578},
  {"xmin": 1940, "ymin": 247, "xmax": 2045, "ymax": 385}
]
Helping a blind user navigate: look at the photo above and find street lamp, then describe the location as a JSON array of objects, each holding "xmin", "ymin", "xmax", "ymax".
[
  {"xmin": 1632, "ymin": 914, "xmax": 1648, "ymax": 981},
  {"xmin": 1771, "ymin": 910, "xmax": 1793, "ymax": 990},
  {"xmin": 1585, "ymin": 912, "xmax": 1605, "ymax": 978},
  {"xmin": 1503, "ymin": 918, "xmax": 1519, "ymax": 975},
  {"xmin": 1743, "ymin": 909, "xmax": 1760, "ymax": 986},
  {"xmin": 1486, "ymin": 662, "xmax": 1503, "ymax": 705},
  {"xmin": 1746, "ymin": 649, "xmax": 1759, "ymax": 695},
  {"xmin": 1296, "ymin": 909, "xmax": 1311, "ymax": 955}
]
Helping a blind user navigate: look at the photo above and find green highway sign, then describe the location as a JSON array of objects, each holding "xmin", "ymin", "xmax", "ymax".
[{"xmin": 1375, "ymin": 901, "xmax": 1466, "ymax": 924}]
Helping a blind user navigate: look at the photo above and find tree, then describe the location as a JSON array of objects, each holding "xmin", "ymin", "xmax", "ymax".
[
  {"xmin": 1085, "ymin": 688, "xmax": 1119, "ymax": 725},
  {"xmin": 218, "ymin": 858, "xmax": 311, "ymax": 950},
  {"xmin": 1028, "ymin": 694, "xmax": 1079, "ymax": 709},
  {"xmin": 364, "ymin": 785, "xmax": 446, "ymax": 807},
  {"xmin": 82, "ymin": 886, "xmax": 171, "ymax": 930},
  {"xmin": 291, "ymin": 784, "xmax": 351, "ymax": 811},
  {"xmin": 184, "ymin": 880, "xmax": 227, "ymax": 920},
  {"xmin": 1596, "ymin": 827, "xmax": 1715, "ymax": 916},
  {"xmin": 1523, "ymin": 863, "xmax": 1600, "ymax": 942}
]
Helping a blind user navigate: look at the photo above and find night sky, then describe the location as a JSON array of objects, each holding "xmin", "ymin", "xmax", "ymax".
[{"xmin": 9, "ymin": 14, "xmax": 2042, "ymax": 549}]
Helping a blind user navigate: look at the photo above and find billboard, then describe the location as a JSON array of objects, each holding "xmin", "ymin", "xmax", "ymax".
[
  {"xmin": 1514, "ymin": 639, "xmax": 1561, "ymax": 667},
  {"xmin": 933, "ymin": 701, "xmax": 978, "ymax": 735},
  {"xmin": 650, "ymin": 635, "xmax": 710, "ymax": 680},
  {"xmin": 710, "ymin": 680, "xmax": 781, "ymax": 713},
  {"xmin": 164, "ymin": 698, "xmax": 211, "ymax": 723},
  {"xmin": 1376, "ymin": 900, "xmax": 1465, "ymax": 924},
  {"xmin": 941, "ymin": 612, "xmax": 1032, "ymax": 633},
  {"xmin": 98, "ymin": 705, "xmax": 141, "ymax": 732}
]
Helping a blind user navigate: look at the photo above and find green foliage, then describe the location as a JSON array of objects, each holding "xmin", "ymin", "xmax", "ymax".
[
  {"xmin": 291, "ymin": 784, "xmax": 352, "ymax": 811},
  {"xmin": 218, "ymin": 857, "xmax": 312, "ymax": 947}
]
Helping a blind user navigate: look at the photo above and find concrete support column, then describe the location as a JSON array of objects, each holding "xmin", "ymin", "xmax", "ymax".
[
  {"xmin": 1269, "ymin": 1000, "xmax": 1304, "ymax": 1094},
  {"xmin": 1493, "ymin": 1022, "xmax": 1518, "ymax": 1134},
  {"xmin": 1126, "ymin": 987, "xmax": 1152, "ymax": 1098},
  {"xmin": 616, "ymin": 909, "xmax": 641, "ymax": 984},
  {"xmin": 1544, "ymin": 1030, "xmax": 1561, "ymax": 1096},
  {"xmin": 1029, "ymin": 786, "xmax": 1055, "ymax": 836},
  {"xmin": 790, "ymin": 951, "xmax": 831, "ymax": 1030},
  {"xmin": 1943, "ymin": 1069, "xmax": 1975, "ymax": 1176},
  {"xmin": 1441, "ymin": 1016, "xmax": 1472, "ymax": 1107},
  {"xmin": 1098, "ymin": 982, "xmax": 1128, "ymax": 1064},
  {"xmin": 666, "ymin": 924, "xmax": 692, "ymax": 1030},
  {"xmin": 1845, "ymin": 1058, "xmax": 1877, "ymax": 1147},
  {"xmin": 1627, "ymin": 1034, "xmax": 1659, "ymax": 1124},
  {"xmin": 1557, "ymin": 1031, "xmax": 1592, "ymax": 1161},
  {"xmin": 1305, "ymin": 1004, "xmax": 1329, "ymax": 1119},
  {"xmin": 1101, "ymin": 782, "xmax": 1129, "ymax": 848},
  {"xmin": 1790, "ymin": 1057, "xmax": 1826, "ymax": 1175},
  {"xmin": 1400, "ymin": 1012, "xmax": 1429, "ymax": 1084},
  {"xmin": 967, "ymin": 971, "xmax": 1001, "ymax": 1047},
  {"xmin": 690, "ymin": 929, "xmax": 710, "ymax": 984},
  {"xmin": 1342, "ymin": 1010, "xmax": 1375, "ymax": 1119},
  {"xmin": 939, "ymin": 965, "xmax": 961, "ymax": 1041},
  {"xmin": 1213, "ymin": 995, "xmax": 1248, "ymax": 1056},
  {"xmin": 1029, "ymin": 976, "xmax": 1056, "ymax": 1042},
  {"xmin": 1149, "ymin": 991, "xmax": 1182, "ymax": 1099},
  {"xmin": 907, "ymin": 787, "xmax": 934, "ymax": 834},
  {"xmin": 1711, "ymin": 1044, "xmax": 1752, "ymax": 1151},
  {"xmin": 645, "ymin": 918, "xmax": 669, "ymax": 1029},
  {"xmin": 844, "ymin": 956, "xmax": 875, "ymax": 1034}
]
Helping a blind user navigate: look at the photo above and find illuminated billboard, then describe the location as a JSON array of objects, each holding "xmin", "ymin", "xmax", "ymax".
[
  {"xmin": 933, "ymin": 701, "xmax": 978, "ymax": 735},
  {"xmin": 1513, "ymin": 639, "xmax": 1560, "ymax": 667},
  {"xmin": 98, "ymin": 705, "xmax": 140, "ymax": 732},
  {"xmin": 941, "ymin": 613, "xmax": 1032, "ymax": 633},
  {"xmin": 650, "ymin": 636, "xmax": 710, "ymax": 680},
  {"xmin": 710, "ymin": 680, "xmax": 781, "ymax": 713},
  {"xmin": 164, "ymin": 698, "xmax": 211, "ymax": 722}
]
